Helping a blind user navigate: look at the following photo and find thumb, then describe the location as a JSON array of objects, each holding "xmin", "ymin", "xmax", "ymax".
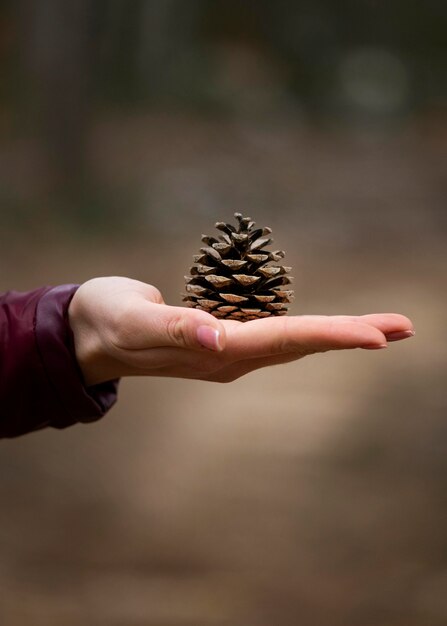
[{"xmin": 144, "ymin": 303, "xmax": 226, "ymax": 352}]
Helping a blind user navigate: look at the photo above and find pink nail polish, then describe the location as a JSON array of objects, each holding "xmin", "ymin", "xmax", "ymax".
[{"xmin": 197, "ymin": 326, "xmax": 222, "ymax": 351}]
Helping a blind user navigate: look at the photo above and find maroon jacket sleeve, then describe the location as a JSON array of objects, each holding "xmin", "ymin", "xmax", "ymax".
[{"xmin": 0, "ymin": 285, "xmax": 118, "ymax": 438}]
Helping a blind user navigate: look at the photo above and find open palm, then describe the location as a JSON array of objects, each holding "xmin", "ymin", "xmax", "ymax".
[{"xmin": 69, "ymin": 277, "xmax": 414, "ymax": 386}]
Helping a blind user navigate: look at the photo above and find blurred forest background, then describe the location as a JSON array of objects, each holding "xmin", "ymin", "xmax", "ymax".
[{"xmin": 0, "ymin": 1, "xmax": 446, "ymax": 625}]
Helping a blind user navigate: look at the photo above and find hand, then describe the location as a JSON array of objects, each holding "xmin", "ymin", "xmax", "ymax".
[{"xmin": 68, "ymin": 277, "xmax": 415, "ymax": 387}]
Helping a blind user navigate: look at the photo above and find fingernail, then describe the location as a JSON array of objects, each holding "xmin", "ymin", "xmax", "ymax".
[
  {"xmin": 363, "ymin": 343, "xmax": 388, "ymax": 350},
  {"xmin": 197, "ymin": 326, "xmax": 222, "ymax": 351},
  {"xmin": 386, "ymin": 329, "xmax": 415, "ymax": 341}
]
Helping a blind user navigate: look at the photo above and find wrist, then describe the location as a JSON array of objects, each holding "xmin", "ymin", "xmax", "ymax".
[{"xmin": 68, "ymin": 287, "xmax": 118, "ymax": 386}]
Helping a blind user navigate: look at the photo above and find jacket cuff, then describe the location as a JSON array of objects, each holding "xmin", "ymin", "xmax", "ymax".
[{"xmin": 35, "ymin": 285, "xmax": 119, "ymax": 430}]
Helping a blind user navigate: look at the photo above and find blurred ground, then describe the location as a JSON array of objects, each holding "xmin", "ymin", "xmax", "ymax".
[{"xmin": 0, "ymin": 112, "xmax": 446, "ymax": 625}]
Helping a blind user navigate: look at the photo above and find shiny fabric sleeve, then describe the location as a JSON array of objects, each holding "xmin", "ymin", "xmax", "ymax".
[{"xmin": 0, "ymin": 285, "xmax": 118, "ymax": 438}]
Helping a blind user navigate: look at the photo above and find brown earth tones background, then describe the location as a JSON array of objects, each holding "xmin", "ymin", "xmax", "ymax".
[
  {"xmin": 1, "ymin": 111, "xmax": 446, "ymax": 626},
  {"xmin": 1, "ymin": 2, "xmax": 447, "ymax": 623}
]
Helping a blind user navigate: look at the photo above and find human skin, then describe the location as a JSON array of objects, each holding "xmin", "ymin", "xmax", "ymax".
[{"xmin": 68, "ymin": 277, "xmax": 415, "ymax": 387}]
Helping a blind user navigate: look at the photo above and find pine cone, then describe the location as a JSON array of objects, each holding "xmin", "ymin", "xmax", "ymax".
[{"xmin": 183, "ymin": 213, "xmax": 293, "ymax": 321}]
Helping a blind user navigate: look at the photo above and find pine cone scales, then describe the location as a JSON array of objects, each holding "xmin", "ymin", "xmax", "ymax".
[{"xmin": 183, "ymin": 213, "xmax": 293, "ymax": 321}]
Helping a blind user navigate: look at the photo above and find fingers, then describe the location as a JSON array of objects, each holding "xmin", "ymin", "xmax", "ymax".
[
  {"xmin": 224, "ymin": 314, "xmax": 413, "ymax": 359},
  {"xmin": 348, "ymin": 313, "xmax": 414, "ymax": 337},
  {"xmin": 322, "ymin": 314, "xmax": 415, "ymax": 342}
]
